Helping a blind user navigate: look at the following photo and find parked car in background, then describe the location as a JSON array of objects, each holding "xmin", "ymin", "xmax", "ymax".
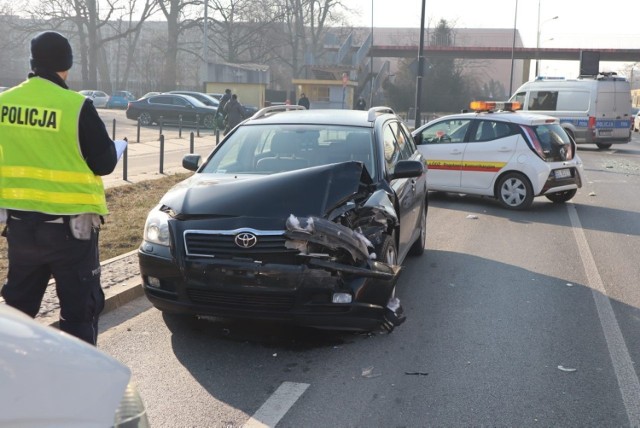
[
  {"xmin": 139, "ymin": 105, "xmax": 428, "ymax": 333},
  {"xmin": 632, "ymin": 108, "xmax": 640, "ymax": 132},
  {"xmin": 126, "ymin": 93, "xmax": 218, "ymax": 128},
  {"xmin": 0, "ymin": 304, "xmax": 149, "ymax": 427},
  {"xmin": 243, "ymin": 104, "xmax": 259, "ymax": 117},
  {"xmin": 79, "ymin": 89, "xmax": 109, "ymax": 108},
  {"xmin": 207, "ymin": 93, "xmax": 223, "ymax": 101},
  {"xmin": 412, "ymin": 100, "xmax": 583, "ymax": 210},
  {"xmin": 139, "ymin": 91, "xmax": 162, "ymax": 100},
  {"xmin": 168, "ymin": 90, "xmax": 220, "ymax": 108},
  {"xmin": 107, "ymin": 90, "xmax": 136, "ymax": 109}
]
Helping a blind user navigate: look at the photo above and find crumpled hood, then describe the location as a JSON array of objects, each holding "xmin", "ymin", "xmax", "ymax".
[{"xmin": 161, "ymin": 161, "xmax": 371, "ymax": 218}]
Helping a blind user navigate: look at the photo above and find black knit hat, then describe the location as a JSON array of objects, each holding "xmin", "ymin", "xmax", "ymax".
[{"xmin": 30, "ymin": 31, "xmax": 73, "ymax": 72}]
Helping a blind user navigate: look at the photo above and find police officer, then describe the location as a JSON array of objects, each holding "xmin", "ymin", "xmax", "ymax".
[{"xmin": 0, "ymin": 31, "xmax": 120, "ymax": 345}]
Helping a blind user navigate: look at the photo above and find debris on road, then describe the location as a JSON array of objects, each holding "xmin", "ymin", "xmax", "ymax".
[
  {"xmin": 361, "ymin": 366, "xmax": 381, "ymax": 378},
  {"xmin": 557, "ymin": 365, "xmax": 577, "ymax": 373}
]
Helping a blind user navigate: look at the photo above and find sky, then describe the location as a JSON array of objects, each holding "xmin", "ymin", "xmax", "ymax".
[{"xmin": 348, "ymin": 0, "xmax": 640, "ymax": 79}]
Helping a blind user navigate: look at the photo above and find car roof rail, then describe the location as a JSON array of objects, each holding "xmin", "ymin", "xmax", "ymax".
[
  {"xmin": 252, "ymin": 105, "xmax": 306, "ymax": 119},
  {"xmin": 367, "ymin": 106, "xmax": 395, "ymax": 122}
]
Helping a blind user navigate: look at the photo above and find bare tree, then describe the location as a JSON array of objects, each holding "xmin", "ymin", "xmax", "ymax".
[
  {"xmin": 105, "ymin": 0, "xmax": 158, "ymax": 90},
  {"xmin": 11, "ymin": 0, "xmax": 156, "ymax": 90},
  {"xmin": 157, "ymin": 0, "xmax": 202, "ymax": 91},
  {"xmin": 276, "ymin": 0, "xmax": 347, "ymax": 79},
  {"xmin": 205, "ymin": 0, "xmax": 283, "ymax": 64}
]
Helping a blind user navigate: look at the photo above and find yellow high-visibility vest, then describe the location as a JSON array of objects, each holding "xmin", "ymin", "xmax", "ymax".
[{"xmin": 0, "ymin": 77, "xmax": 108, "ymax": 215}]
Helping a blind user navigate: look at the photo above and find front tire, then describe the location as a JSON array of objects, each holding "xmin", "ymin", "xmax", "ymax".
[
  {"xmin": 376, "ymin": 233, "xmax": 406, "ymax": 332},
  {"xmin": 138, "ymin": 111, "xmax": 153, "ymax": 126},
  {"xmin": 496, "ymin": 172, "xmax": 533, "ymax": 210},
  {"xmin": 545, "ymin": 189, "xmax": 577, "ymax": 203},
  {"xmin": 377, "ymin": 233, "xmax": 398, "ymax": 265}
]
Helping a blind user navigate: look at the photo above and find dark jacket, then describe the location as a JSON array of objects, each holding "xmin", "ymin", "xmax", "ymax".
[
  {"xmin": 223, "ymin": 98, "xmax": 245, "ymax": 133},
  {"xmin": 298, "ymin": 96, "xmax": 310, "ymax": 109},
  {"xmin": 216, "ymin": 92, "xmax": 232, "ymax": 117}
]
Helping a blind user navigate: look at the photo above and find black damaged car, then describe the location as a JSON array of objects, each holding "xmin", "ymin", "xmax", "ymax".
[{"xmin": 138, "ymin": 106, "xmax": 428, "ymax": 332}]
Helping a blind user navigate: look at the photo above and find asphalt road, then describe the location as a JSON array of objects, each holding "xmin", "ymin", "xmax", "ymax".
[{"xmin": 97, "ymin": 132, "xmax": 640, "ymax": 427}]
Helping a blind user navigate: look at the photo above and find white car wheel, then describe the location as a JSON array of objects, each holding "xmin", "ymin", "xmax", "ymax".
[{"xmin": 497, "ymin": 173, "xmax": 533, "ymax": 210}]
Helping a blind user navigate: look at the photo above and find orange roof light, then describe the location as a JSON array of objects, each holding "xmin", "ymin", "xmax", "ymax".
[{"xmin": 469, "ymin": 101, "xmax": 522, "ymax": 112}]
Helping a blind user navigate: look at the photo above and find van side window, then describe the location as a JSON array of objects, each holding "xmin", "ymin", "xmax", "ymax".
[
  {"xmin": 557, "ymin": 91, "xmax": 590, "ymax": 111},
  {"xmin": 529, "ymin": 91, "xmax": 558, "ymax": 110}
]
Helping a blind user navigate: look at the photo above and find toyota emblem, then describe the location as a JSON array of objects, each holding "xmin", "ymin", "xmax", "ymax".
[{"xmin": 235, "ymin": 232, "xmax": 257, "ymax": 248}]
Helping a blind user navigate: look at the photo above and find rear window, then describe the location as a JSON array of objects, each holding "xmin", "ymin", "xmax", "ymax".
[{"xmin": 531, "ymin": 123, "xmax": 573, "ymax": 161}]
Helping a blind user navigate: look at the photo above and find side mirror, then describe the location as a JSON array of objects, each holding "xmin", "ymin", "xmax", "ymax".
[
  {"xmin": 182, "ymin": 154, "xmax": 201, "ymax": 172},
  {"xmin": 413, "ymin": 134, "xmax": 423, "ymax": 146},
  {"xmin": 391, "ymin": 160, "xmax": 424, "ymax": 180}
]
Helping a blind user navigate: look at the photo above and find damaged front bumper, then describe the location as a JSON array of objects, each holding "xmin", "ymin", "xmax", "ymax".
[{"xmin": 139, "ymin": 215, "xmax": 406, "ymax": 331}]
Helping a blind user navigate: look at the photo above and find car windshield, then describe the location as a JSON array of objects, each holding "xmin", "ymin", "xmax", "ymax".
[{"xmin": 200, "ymin": 124, "xmax": 375, "ymax": 176}]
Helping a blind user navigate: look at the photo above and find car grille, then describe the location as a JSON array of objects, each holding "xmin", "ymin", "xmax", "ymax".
[
  {"xmin": 184, "ymin": 231, "xmax": 299, "ymax": 262},
  {"xmin": 186, "ymin": 289, "xmax": 295, "ymax": 311}
]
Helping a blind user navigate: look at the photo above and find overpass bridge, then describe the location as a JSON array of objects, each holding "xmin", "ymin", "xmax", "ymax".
[
  {"xmin": 312, "ymin": 33, "xmax": 640, "ymax": 107},
  {"xmin": 371, "ymin": 45, "xmax": 640, "ymax": 62}
]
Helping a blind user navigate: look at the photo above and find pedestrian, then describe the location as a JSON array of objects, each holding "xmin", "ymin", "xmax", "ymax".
[
  {"xmin": 215, "ymin": 88, "xmax": 232, "ymax": 128},
  {"xmin": 297, "ymin": 93, "xmax": 310, "ymax": 109},
  {"xmin": 355, "ymin": 96, "xmax": 367, "ymax": 110},
  {"xmin": 223, "ymin": 93, "xmax": 246, "ymax": 135},
  {"xmin": 0, "ymin": 31, "xmax": 122, "ymax": 346}
]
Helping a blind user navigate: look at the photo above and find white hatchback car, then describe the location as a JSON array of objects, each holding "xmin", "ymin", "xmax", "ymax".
[
  {"xmin": 412, "ymin": 101, "xmax": 584, "ymax": 210},
  {"xmin": 79, "ymin": 89, "xmax": 110, "ymax": 108}
]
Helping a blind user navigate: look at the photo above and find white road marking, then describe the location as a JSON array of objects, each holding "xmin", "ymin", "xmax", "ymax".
[
  {"xmin": 242, "ymin": 381, "xmax": 310, "ymax": 428},
  {"xmin": 567, "ymin": 203, "xmax": 640, "ymax": 426}
]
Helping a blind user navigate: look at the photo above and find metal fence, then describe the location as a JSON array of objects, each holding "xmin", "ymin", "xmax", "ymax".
[{"xmin": 108, "ymin": 115, "xmax": 222, "ymax": 181}]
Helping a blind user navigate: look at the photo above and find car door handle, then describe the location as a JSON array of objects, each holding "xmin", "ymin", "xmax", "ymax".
[
  {"xmin": 449, "ymin": 150, "xmax": 463, "ymax": 155},
  {"xmin": 497, "ymin": 147, "xmax": 511, "ymax": 152}
]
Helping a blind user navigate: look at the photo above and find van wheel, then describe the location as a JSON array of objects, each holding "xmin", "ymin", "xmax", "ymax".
[
  {"xmin": 596, "ymin": 143, "xmax": 612, "ymax": 149},
  {"xmin": 496, "ymin": 172, "xmax": 533, "ymax": 210},
  {"xmin": 545, "ymin": 189, "xmax": 577, "ymax": 203}
]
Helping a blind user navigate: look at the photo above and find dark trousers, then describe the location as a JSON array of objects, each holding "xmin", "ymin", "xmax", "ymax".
[{"xmin": 1, "ymin": 214, "xmax": 104, "ymax": 345}]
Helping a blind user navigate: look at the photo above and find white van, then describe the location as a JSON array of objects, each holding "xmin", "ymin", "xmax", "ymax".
[{"xmin": 510, "ymin": 74, "xmax": 632, "ymax": 149}]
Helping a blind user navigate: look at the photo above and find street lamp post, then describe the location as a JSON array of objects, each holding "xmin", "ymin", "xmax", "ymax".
[
  {"xmin": 535, "ymin": 0, "xmax": 558, "ymax": 77},
  {"xmin": 414, "ymin": 0, "xmax": 426, "ymax": 128},
  {"xmin": 202, "ymin": 0, "xmax": 208, "ymax": 91},
  {"xmin": 508, "ymin": 0, "xmax": 518, "ymax": 96},
  {"xmin": 369, "ymin": 0, "xmax": 374, "ymax": 108}
]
